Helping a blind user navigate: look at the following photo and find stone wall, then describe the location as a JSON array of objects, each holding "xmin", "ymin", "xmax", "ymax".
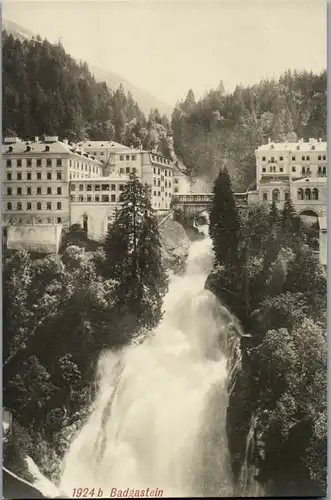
[{"xmin": 7, "ymin": 224, "xmax": 63, "ymax": 254}]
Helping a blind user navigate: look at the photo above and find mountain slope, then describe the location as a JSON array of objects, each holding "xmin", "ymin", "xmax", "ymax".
[
  {"xmin": 2, "ymin": 19, "xmax": 35, "ymax": 42},
  {"xmin": 3, "ymin": 18, "xmax": 173, "ymax": 117},
  {"xmin": 88, "ymin": 64, "xmax": 172, "ymax": 117}
]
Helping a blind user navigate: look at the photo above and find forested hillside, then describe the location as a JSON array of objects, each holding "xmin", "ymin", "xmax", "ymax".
[
  {"xmin": 2, "ymin": 31, "xmax": 172, "ymax": 157},
  {"xmin": 3, "ymin": 28, "xmax": 327, "ymax": 191},
  {"xmin": 172, "ymin": 72, "xmax": 327, "ymax": 191}
]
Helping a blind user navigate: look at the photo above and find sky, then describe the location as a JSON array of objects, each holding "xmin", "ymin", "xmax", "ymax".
[{"xmin": 3, "ymin": 0, "xmax": 327, "ymax": 106}]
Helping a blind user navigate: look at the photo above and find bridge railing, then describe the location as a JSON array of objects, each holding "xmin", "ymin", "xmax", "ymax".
[
  {"xmin": 172, "ymin": 193, "xmax": 213, "ymax": 204},
  {"xmin": 172, "ymin": 192, "xmax": 249, "ymax": 205}
]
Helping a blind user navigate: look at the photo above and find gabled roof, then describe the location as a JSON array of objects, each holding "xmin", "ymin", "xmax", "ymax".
[
  {"xmin": 78, "ymin": 140, "xmax": 134, "ymax": 152},
  {"xmin": 2, "ymin": 139, "xmax": 103, "ymax": 164},
  {"xmin": 257, "ymin": 140, "xmax": 327, "ymax": 152}
]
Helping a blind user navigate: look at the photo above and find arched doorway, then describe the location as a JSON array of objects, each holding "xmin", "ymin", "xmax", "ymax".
[
  {"xmin": 299, "ymin": 209, "xmax": 320, "ymax": 251},
  {"xmin": 272, "ymin": 188, "xmax": 280, "ymax": 202},
  {"xmin": 82, "ymin": 214, "xmax": 88, "ymax": 233}
]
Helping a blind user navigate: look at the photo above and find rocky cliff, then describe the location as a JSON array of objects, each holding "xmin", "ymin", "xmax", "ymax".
[{"xmin": 159, "ymin": 219, "xmax": 190, "ymax": 274}]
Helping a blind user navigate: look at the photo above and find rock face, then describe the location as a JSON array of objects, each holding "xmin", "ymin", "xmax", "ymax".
[
  {"xmin": 3, "ymin": 467, "xmax": 48, "ymax": 499},
  {"xmin": 159, "ymin": 219, "xmax": 190, "ymax": 274}
]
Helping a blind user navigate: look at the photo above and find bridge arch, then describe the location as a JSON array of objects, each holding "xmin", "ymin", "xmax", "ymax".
[{"xmin": 299, "ymin": 208, "xmax": 320, "ymax": 218}]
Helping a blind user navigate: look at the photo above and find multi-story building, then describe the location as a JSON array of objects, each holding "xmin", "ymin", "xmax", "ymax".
[
  {"xmin": 78, "ymin": 140, "xmax": 175, "ymax": 211},
  {"xmin": 254, "ymin": 136, "xmax": 327, "ymax": 266},
  {"xmin": 70, "ymin": 175, "xmax": 129, "ymax": 239},
  {"xmin": 77, "ymin": 140, "xmax": 130, "ymax": 166},
  {"xmin": 3, "ymin": 137, "xmax": 186, "ymax": 244},
  {"xmin": 255, "ymin": 137, "xmax": 327, "ymax": 216},
  {"xmin": 2, "ymin": 136, "xmax": 103, "ymax": 227}
]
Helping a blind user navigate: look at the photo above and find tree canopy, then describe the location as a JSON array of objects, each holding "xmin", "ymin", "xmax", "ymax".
[{"xmin": 172, "ymin": 71, "xmax": 326, "ymax": 190}]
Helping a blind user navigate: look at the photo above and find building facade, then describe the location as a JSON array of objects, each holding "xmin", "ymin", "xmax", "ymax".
[
  {"xmin": 70, "ymin": 176, "xmax": 129, "ymax": 239},
  {"xmin": 255, "ymin": 137, "xmax": 327, "ymax": 216},
  {"xmin": 3, "ymin": 137, "xmax": 191, "ymax": 243},
  {"xmin": 78, "ymin": 141, "xmax": 175, "ymax": 211},
  {"xmin": 254, "ymin": 137, "xmax": 327, "ymax": 267},
  {"xmin": 2, "ymin": 136, "xmax": 103, "ymax": 228}
]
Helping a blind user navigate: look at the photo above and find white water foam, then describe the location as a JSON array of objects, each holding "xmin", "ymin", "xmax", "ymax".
[{"xmin": 60, "ymin": 235, "xmax": 238, "ymax": 498}]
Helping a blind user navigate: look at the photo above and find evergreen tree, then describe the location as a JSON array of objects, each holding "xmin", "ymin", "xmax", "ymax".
[
  {"xmin": 104, "ymin": 174, "xmax": 168, "ymax": 330},
  {"xmin": 2, "ymin": 30, "xmax": 149, "ymax": 144},
  {"xmin": 268, "ymin": 199, "xmax": 281, "ymax": 230},
  {"xmin": 281, "ymin": 197, "xmax": 298, "ymax": 233},
  {"xmin": 209, "ymin": 167, "xmax": 240, "ymax": 266}
]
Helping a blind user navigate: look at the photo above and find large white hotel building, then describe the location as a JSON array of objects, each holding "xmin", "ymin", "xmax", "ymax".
[
  {"xmin": 254, "ymin": 136, "xmax": 327, "ymax": 215},
  {"xmin": 2, "ymin": 136, "xmax": 190, "ymax": 244},
  {"xmin": 252, "ymin": 136, "xmax": 327, "ymax": 266}
]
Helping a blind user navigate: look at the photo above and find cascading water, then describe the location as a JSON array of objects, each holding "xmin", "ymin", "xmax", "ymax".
[{"xmin": 60, "ymin": 231, "xmax": 245, "ymax": 498}]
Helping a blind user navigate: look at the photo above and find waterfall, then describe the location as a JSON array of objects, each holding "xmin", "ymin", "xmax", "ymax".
[{"xmin": 60, "ymin": 234, "xmax": 248, "ymax": 498}]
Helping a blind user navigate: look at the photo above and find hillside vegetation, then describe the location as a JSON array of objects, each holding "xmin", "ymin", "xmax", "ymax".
[
  {"xmin": 172, "ymin": 72, "xmax": 326, "ymax": 191},
  {"xmin": 2, "ymin": 31, "xmax": 172, "ymax": 158}
]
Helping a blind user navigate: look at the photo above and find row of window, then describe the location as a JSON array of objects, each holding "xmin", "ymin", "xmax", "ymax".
[
  {"xmin": 173, "ymin": 194, "xmax": 212, "ymax": 203},
  {"xmin": 153, "ymin": 202, "xmax": 171, "ymax": 209},
  {"xmin": 6, "ymin": 172, "xmax": 63, "ymax": 181},
  {"xmin": 6, "ymin": 186, "xmax": 63, "ymax": 196},
  {"xmin": 264, "ymin": 188, "xmax": 320, "ymax": 202},
  {"xmin": 71, "ymin": 183, "xmax": 125, "ymax": 192},
  {"xmin": 262, "ymin": 165, "xmax": 327, "ymax": 174},
  {"xmin": 69, "ymin": 161, "xmax": 101, "ymax": 174},
  {"xmin": 6, "ymin": 201, "xmax": 63, "ymax": 211},
  {"xmin": 153, "ymin": 179, "xmax": 172, "ymax": 188},
  {"xmin": 71, "ymin": 190, "xmax": 172, "ymax": 203},
  {"xmin": 153, "ymin": 191, "xmax": 171, "ymax": 197},
  {"xmin": 87, "ymin": 151, "xmax": 107, "ymax": 157},
  {"xmin": 6, "ymin": 158, "xmax": 64, "ymax": 168},
  {"xmin": 151, "ymin": 155, "xmax": 172, "ymax": 166},
  {"xmin": 117, "ymin": 167, "xmax": 137, "ymax": 175},
  {"xmin": 6, "ymin": 216, "xmax": 63, "ymax": 224},
  {"xmin": 153, "ymin": 167, "xmax": 172, "ymax": 176},
  {"xmin": 71, "ymin": 195, "xmax": 118, "ymax": 203},
  {"xmin": 70, "ymin": 174, "xmax": 97, "ymax": 179},
  {"xmin": 297, "ymin": 188, "xmax": 319, "ymax": 201},
  {"xmin": 5, "ymin": 158, "xmax": 101, "ymax": 174},
  {"xmin": 262, "ymin": 154, "xmax": 326, "ymax": 162},
  {"xmin": 119, "ymin": 154, "xmax": 137, "ymax": 161}
]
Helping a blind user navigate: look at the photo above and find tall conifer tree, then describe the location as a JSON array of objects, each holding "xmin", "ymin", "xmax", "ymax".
[
  {"xmin": 209, "ymin": 167, "xmax": 240, "ymax": 266},
  {"xmin": 104, "ymin": 174, "xmax": 168, "ymax": 330}
]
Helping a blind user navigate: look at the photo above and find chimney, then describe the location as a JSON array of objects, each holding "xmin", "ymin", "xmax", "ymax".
[
  {"xmin": 268, "ymin": 137, "xmax": 271, "ymax": 144},
  {"xmin": 63, "ymin": 139, "xmax": 68, "ymax": 145},
  {"xmin": 44, "ymin": 136, "xmax": 59, "ymax": 143},
  {"xmin": 34, "ymin": 136, "xmax": 39, "ymax": 142},
  {"xmin": 4, "ymin": 137, "xmax": 20, "ymax": 144}
]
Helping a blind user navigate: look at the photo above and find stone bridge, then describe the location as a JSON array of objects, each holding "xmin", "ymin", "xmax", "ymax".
[
  {"xmin": 171, "ymin": 192, "xmax": 327, "ymax": 267},
  {"xmin": 172, "ymin": 192, "xmax": 248, "ymax": 220}
]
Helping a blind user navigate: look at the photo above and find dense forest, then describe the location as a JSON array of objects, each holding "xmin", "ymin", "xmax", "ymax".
[
  {"xmin": 172, "ymin": 72, "xmax": 327, "ymax": 190},
  {"xmin": 207, "ymin": 170, "xmax": 327, "ymax": 497},
  {"xmin": 3, "ymin": 29, "xmax": 327, "ymax": 191},
  {"xmin": 2, "ymin": 31, "xmax": 172, "ymax": 158}
]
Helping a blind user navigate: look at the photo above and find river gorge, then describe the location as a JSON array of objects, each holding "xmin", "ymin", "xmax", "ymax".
[{"xmin": 59, "ymin": 231, "xmax": 258, "ymax": 498}]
